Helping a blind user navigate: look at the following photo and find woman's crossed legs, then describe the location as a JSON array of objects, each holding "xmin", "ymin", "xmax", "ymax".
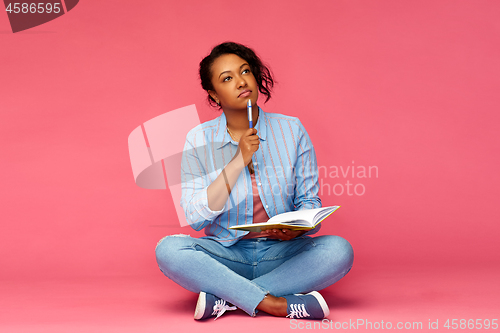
[{"xmin": 155, "ymin": 235, "xmax": 353, "ymax": 317}]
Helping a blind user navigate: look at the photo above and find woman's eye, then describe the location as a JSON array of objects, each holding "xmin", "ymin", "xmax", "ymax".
[
  {"xmin": 242, "ymin": 69, "xmax": 250, "ymax": 74},
  {"xmin": 223, "ymin": 76, "xmax": 232, "ymax": 82}
]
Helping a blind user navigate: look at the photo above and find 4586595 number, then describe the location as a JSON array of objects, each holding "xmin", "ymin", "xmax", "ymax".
[
  {"xmin": 5, "ymin": 3, "xmax": 61, "ymax": 14},
  {"xmin": 444, "ymin": 319, "xmax": 498, "ymax": 330}
]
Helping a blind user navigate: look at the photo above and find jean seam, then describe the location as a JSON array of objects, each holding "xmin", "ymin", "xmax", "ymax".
[{"xmin": 191, "ymin": 243, "xmax": 252, "ymax": 265}]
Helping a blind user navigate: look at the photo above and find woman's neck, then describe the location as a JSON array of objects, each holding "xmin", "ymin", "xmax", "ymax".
[{"xmin": 224, "ymin": 105, "xmax": 259, "ymax": 132}]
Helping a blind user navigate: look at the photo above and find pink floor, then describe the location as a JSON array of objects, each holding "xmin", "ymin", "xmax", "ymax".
[{"xmin": 2, "ymin": 264, "xmax": 498, "ymax": 333}]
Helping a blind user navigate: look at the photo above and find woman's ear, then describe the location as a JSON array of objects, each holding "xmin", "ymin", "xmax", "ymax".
[{"xmin": 208, "ymin": 90, "xmax": 219, "ymax": 105}]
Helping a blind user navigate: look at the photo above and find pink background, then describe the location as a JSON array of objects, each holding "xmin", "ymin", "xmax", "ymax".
[{"xmin": 1, "ymin": 0, "xmax": 499, "ymax": 331}]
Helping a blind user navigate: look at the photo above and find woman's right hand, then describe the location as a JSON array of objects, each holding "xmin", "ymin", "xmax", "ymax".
[
  {"xmin": 208, "ymin": 128, "xmax": 259, "ymax": 212},
  {"xmin": 238, "ymin": 128, "xmax": 260, "ymax": 166}
]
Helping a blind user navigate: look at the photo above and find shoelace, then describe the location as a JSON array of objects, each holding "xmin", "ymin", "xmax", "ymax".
[
  {"xmin": 211, "ymin": 299, "xmax": 237, "ymax": 320},
  {"xmin": 286, "ymin": 303, "xmax": 311, "ymax": 319}
]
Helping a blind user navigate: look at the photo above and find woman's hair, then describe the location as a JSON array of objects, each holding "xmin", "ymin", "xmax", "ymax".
[{"xmin": 199, "ymin": 42, "xmax": 275, "ymax": 108}]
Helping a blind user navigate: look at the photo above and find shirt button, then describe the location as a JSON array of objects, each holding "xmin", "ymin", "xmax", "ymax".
[
  {"xmin": 265, "ymin": 205, "xmax": 269, "ymax": 209},
  {"xmin": 253, "ymin": 162, "xmax": 257, "ymax": 166},
  {"xmin": 258, "ymin": 183, "xmax": 261, "ymax": 186}
]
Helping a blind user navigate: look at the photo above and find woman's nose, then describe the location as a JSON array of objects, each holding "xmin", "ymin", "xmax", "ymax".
[{"xmin": 237, "ymin": 76, "xmax": 247, "ymax": 88}]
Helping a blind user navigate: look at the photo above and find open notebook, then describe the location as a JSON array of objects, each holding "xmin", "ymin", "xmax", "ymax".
[{"xmin": 229, "ymin": 206, "xmax": 340, "ymax": 232}]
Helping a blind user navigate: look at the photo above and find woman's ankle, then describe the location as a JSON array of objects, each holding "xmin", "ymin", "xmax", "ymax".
[{"xmin": 256, "ymin": 294, "xmax": 288, "ymax": 317}]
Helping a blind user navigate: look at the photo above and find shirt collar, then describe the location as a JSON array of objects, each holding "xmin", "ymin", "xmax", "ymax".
[{"xmin": 215, "ymin": 106, "xmax": 267, "ymax": 150}]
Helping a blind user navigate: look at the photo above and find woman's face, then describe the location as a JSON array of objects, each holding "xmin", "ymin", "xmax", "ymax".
[{"xmin": 208, "ymin": 53, "xmax": 259, "ymax": 112}]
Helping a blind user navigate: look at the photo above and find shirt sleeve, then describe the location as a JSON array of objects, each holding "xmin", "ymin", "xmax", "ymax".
[
  {"xmin": 180, "ymin": 133, "xmax": 225, "ymax": 231},
  {"xmin": 294, "ymin": 119, "xmax": 322, "ymax": 236}
]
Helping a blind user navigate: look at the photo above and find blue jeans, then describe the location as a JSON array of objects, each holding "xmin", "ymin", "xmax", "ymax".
[{"xmin": 155, "ymin": 235, "xmax": 353, "ymax": 316}]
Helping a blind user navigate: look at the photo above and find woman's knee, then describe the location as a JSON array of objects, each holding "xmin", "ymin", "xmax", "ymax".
[
  {"xmin": 155, "ymin": 234, "xmax": 193, "ymax": 269},
  {"xmin": 317, "ymin": 235, "xmax": 354, "ymax": 268}
]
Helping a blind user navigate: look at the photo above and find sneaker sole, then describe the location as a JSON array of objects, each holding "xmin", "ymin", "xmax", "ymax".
[
  {"xmin": 194, "ymin": 291, "xmax": 207, "ymax": 320},
  {"xmin": 309, "ymin": 291, "xmax": 330, "ymax": 318}
]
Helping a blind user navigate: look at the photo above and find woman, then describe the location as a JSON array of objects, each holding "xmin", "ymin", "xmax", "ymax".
[{"xmin": 155, "ymin": 42, "xmax": 353, "ymax": 320}]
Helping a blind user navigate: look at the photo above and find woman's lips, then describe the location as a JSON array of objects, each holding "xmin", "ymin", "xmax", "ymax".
[{"xmin": 238, "ymin": 90, "xmax": 252, "ymax": 98}]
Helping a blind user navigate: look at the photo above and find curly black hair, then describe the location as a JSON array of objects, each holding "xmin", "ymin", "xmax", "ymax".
[{"xmin": 199, "ymin": 42, "xmax": 275, "ymax": 108}]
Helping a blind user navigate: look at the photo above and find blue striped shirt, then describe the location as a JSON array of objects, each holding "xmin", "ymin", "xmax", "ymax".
[{"xmin": 180, "ymin": 107, "xmax": 321, "ymax": 246}]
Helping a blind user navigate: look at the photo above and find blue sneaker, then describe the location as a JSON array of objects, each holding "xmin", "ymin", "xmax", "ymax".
[
  {"xmin": 194, "ymin": 291, "xmax": 237, "ymax": 320},
  {"xmin": 283, "ymin": 291, "xmax": 330, "ymax": 319}
]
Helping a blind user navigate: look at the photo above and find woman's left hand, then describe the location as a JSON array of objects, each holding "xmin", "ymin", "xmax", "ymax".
[{"xmin": 260, "ymin": 228, "xmax": 306, "ymax": 241}]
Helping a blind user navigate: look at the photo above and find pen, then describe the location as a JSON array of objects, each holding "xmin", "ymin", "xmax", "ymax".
[
  {"xmin": 247, "ymin": 99, "xmax": 255, "ymax": 173},
  {"xmin": 247, "ymin": 99, "xmax": 253, "ymax": 129}
]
